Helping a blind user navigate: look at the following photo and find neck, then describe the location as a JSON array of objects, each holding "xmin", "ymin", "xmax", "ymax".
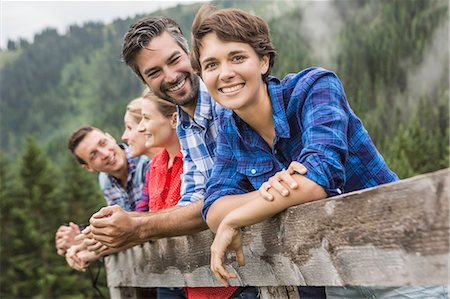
[
  {"xmin": 165, "ymin": 138, "xmax": 181, "ymax": 168},
  {"xmin": 112, "ymin": 162, "xmax": 129, "ymax": 188},
  {"xmin": 180, "ymin": 97, "xmax": 197, "ymax": 118},
  {"xmin": 235, "ymin": 83, "xmax": 275, "ymax": 147}
]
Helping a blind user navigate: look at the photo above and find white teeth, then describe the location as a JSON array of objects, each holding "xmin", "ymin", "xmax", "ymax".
[
  {"xmin": 221, "ymin": 84, "xmax": 244, "ymax": 93},
  {"xmin": 167, "ymin": 79, "xmax": 185, "ymax": 92}
]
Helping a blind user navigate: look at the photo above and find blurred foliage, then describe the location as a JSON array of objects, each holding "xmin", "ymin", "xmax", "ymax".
[{"xmin": 0, "ymin": 0, "xmax": 448, "ymax": 297}]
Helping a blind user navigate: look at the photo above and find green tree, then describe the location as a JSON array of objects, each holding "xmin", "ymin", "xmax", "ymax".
[{"xmin": 0, "ymin": 138, "xmax": 108, "ymax": 298}]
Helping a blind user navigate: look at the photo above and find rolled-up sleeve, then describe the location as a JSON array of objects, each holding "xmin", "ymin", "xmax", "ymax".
[
  {"xmin": 177, "ymin": 146, "xmax": 207, "ymax": 206},
  {"xmin": 295, "ymin": 74, "xmax": 349, "ymax": 196}
]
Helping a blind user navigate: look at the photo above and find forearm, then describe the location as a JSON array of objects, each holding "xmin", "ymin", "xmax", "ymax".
[
  {"xmin": 133, "ymin": 199, "xmax": 207, "ymax": 241},
  {"xmin": 206, "ymin": 191, "xmax": 260, "ymax": 232},
  {"xmin": 216, "ymin": 175, "xmax": 326, "ymax": 230}
]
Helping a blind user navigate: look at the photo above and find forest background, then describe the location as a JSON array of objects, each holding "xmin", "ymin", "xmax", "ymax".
[{"xmin": 0, "ymin": 0, "xmax": 448, "ymax": 297}]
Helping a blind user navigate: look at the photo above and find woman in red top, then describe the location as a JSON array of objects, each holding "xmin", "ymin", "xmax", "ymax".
[{"xmin": 137, "ymin": 91, "xmax": 183, "ymax": 212}]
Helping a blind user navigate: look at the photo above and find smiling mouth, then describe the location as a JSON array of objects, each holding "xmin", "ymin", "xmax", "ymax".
[
  {"xmin": 106, "ymin": 154, "xmax": 116, "ymax": 165},
  {"xmin": 219, "ymin": 83, "xmax": 244, "ymax": 94},
  {"xmin": 166, "ymin": 78, "xmax": 186, "ymax": 93}
]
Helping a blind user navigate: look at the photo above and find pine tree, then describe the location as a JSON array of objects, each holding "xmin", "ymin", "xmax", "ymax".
[{"xmin": 1, "ymin": 138, "xmax": 109, "ymax": 298}]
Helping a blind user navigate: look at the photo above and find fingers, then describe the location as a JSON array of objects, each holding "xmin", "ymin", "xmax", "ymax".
[
  {"xmin": 91, "ymin": 205, "xmax": 120, "ymax": 220},
  {"xmin": 74, "ymin": 233, "xmax": 87, "ymax": 243},
  {"xmin": 235, "ymin": 246, "xmax": 246, "ymax": 266},
  {"xmin": 288, "ymin": 161, "xmax": 307, "ymax": 175},
  {"xmin": 56, "ymin": 225, "xmax": 70, "ymax": 238},
  {"xmin": 259, "ymin": 162, "xmax": 308, "ymax": 200},
  {"xmin": 69, "ymin": 222, "xmax": 81, "ymax": 234},
  {"xmin": 259, "ymin": 182, "xmax": 274, "ymax": 201},
  {"xmin": 210, "ymin": 250, "xmax": 231, "ymax": 287},
  {"xmin": 81, "ymin": 226, "xmax": 91, "ymax": 235},
  {"xmin": 66, "ymin": 248, "xmax": 88, "ymax": 272},
  {"xmin": 84, "ymin": 238, "xmax": 103, "ymax": 252},
  {"xmin": 268, "ymin": 174, "xmax": 290, "ymax": 196}
]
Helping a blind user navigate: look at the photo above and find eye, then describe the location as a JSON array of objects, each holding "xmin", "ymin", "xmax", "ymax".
[
  {"xmin": 147, "ymin": 70, "xmax": 161, "ymax": 79},
  {"xmin": 169, "ymin": 56, "xmax": 181, "ymax": 65},
  {"xmin": 232, "ymin": 55, "xmax": 245, "ymax": 63},
  {"xmin": 90, "ymin": 152, "xmax": 97, "ymax": 161},
  {"xmin": 203, "ymin": 62, "xmax": 217, "ymax": 71},
  {"xmin": 99, "ymin": 139, "xmax": 107, "ymax": 146}
]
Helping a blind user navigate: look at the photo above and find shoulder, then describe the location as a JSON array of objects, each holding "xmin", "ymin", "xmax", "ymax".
[
  {"xmin": 98, "ymin": 172, "xmax": 112, "ymax": 190},
  {"xmin": 135, "ymin": 155, "xmax": 150, "ymax": 173},
  {"xmin": 279, "ymin": 67, "xmax": 341, "ymax": 90}
]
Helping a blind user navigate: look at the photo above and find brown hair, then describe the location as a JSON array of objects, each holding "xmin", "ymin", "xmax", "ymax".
[
  {"xmin": 191, "ymin": 4, "xmax": 276, "ymax": 80},
  {"xmin": 122, "ymin": 16, "xmax": 188, "ymax": 82},
  {"xmin": 142, "ymin": 90, "xmax": 177, "ymax": 118},
  {"xmin": 67, "ymin": 126, "xmax": 98, "ymax": 165},
  {"xmin": 125, "ymin": 97, "xmax": 143, "ymax": 124}
]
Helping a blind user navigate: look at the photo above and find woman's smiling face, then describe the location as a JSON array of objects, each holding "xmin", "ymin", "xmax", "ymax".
[{"xmin": 198, "ymin": 32, "xmax": 269, "ymax": 112}]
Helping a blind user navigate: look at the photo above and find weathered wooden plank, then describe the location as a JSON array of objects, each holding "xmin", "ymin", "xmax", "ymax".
[
  {"xmin": 105, "ymin": 169, "xmax": 449, "ymax": 288},
  {"xmin": 259, "ymin": 286, "xmax": 299, "ymax": 299}
]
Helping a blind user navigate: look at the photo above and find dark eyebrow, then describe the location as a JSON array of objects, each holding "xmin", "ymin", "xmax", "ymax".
[
  {"xmin": 143, "ymin": 66, "xmax": 158, "ymax": 77},
  {"xmin": 228, "ymin": 50, "xmax": 246, "ymax": 57},
  {"xmin": 200, "ymin": 56, "xmax": 217, "ymax": 66}
]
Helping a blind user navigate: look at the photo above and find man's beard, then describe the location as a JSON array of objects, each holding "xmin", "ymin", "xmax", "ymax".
[{"xmin": 155, "ymin": 73, "xmax": 199, "ymax": 107}]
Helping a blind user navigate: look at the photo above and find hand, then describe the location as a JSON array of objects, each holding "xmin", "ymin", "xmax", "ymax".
[
  {"xmin": 55, "ymin": 222, "xmax": 81, "ymax": 256},
  {"xmin": 65, "ymin": 244, "xmax": 91, "ymax": 272},
  {"xmin": 89, "ymin": 205, "xmax": 137, "ymax": 248},
  {"xmin": 259, "ymin": 161, "xmax": 307, "ymax": 201},
  {"xmin": 210, "ymin": 221, "xmax": 245, "ymax": 287},
  {"xmin": 81, "ymin": 226, "xmax": 110, "ymax": 253}
]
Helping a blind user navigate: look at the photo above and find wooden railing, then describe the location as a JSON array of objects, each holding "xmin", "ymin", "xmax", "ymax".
[{"xmin": 105, "ymin": 169, "xmax": 449, "ymax": 298}]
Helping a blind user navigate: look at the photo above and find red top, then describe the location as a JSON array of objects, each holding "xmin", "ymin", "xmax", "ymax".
[{"xmin": 148, "ymin": 149, "xmax": 183, "ymax": 211}]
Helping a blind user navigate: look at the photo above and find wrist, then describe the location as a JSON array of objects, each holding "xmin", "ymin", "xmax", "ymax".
[
  {"xmin": 133, "ymin": 215, "xmax": 152, "ymax": 243},
  {"xmin": 221, "ymin": 213, "xmax": 240, "ymax": 230}
]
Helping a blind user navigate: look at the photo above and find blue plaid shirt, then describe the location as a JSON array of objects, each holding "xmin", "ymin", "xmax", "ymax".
[
  {"xmin": 98, "ymin": 144, "xmax": 149, "ymax": 211},
  {"xmin": 176, "ymin": 77, "xmax": 223, "ymax": 206},
  {"xmin": 203, "ymin": 67, "xmax": 398, "ymax": 219}
]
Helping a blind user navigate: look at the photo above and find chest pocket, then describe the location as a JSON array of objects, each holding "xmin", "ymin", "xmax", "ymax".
[{"xmin": 236, "ymin": 159, "xmax": 275, "ymax": 189}]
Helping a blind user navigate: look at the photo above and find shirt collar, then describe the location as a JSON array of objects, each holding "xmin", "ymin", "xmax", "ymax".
[
  {"xmin": 267, "ymin": 76, "xmax": 291, "ymax": 139},
  {"xmin": 152, "ymin": 149, "xmax": 183, "ymax": 169},
  {"xmin": 226, "ymin": 76, "xmax": 291, "ymax": 141}
]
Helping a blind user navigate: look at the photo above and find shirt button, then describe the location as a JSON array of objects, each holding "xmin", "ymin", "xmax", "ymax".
[{"xmin": 251, "ymin": 169, "xmax": 256, "ymax": 174}]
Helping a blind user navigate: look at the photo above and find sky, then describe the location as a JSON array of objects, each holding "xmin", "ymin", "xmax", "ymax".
[{"xmin": 0, "ymin": 0, "xmax": 207, "ymax": 49}]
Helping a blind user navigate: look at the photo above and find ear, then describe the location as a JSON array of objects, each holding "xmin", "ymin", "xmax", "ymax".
[
  {"xmin": 81, "ymin": 164, "xmax": 95, "ymax": 172},
  {"xmin": 170, "ymin": 112, "xmax": 178, "ymax": 129},
  {"xmin": 260, "ymin": 55, "xmax": 270, "ymax": 75}
]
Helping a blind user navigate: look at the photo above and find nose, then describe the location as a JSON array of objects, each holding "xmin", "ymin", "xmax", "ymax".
[
  {"xmin": 98, "ymin": 147, "xmax": 109, "ymax": 159},
  {"xmin": 219, "ymin": 62, "xmax": 235, "ymax": 82},
  {"xmin": 137, "ymin": 120, "xmax": 145, "ymax": 133},
  {"xmin": 163, "ymin": 66, "xmax": 178, "ymax": 84},
  {"xmin": 121, "ymin": 130, "xmax": 128, "ymax": 142}
]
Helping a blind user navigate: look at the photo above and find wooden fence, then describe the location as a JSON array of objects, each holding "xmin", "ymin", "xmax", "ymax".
[{"xmin": 104, "ymin": 168, "xmax": 449, "ymax": 298}]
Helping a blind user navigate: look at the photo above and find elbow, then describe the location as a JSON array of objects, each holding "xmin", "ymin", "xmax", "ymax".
[
  {"xmin": 311, "ymin": 184, "xmax": 327, "ymax": 201},
  {"xmin": 205, "ymin": 201, "xmax": 222, "ymax": 233}
]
